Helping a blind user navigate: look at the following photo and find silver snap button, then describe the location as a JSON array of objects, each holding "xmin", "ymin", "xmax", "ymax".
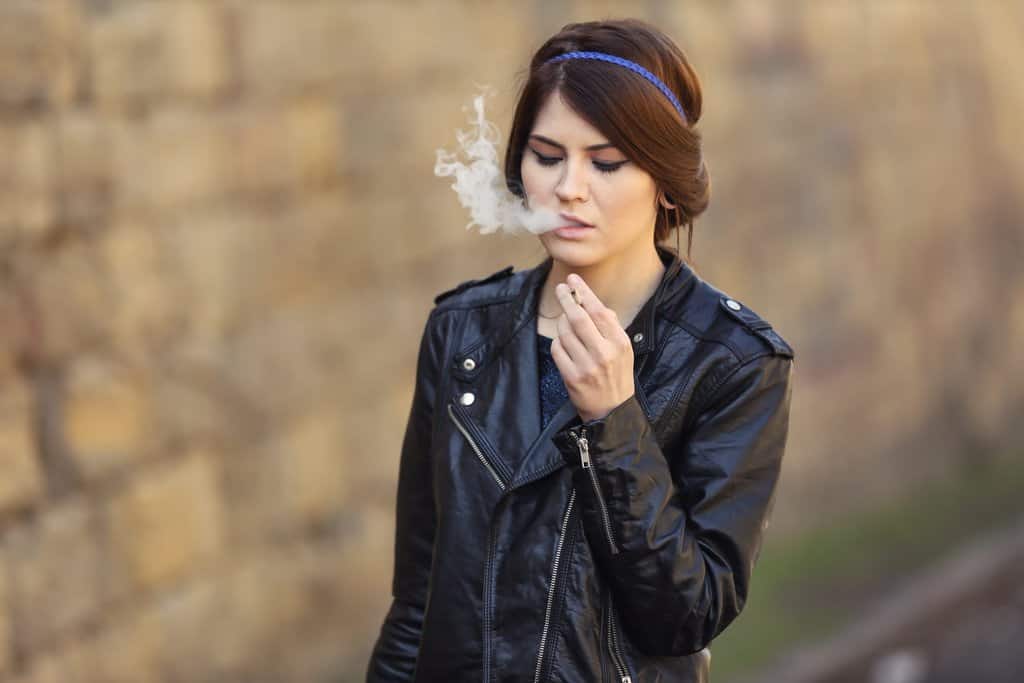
[
  {"xmin": 726, "ymin": 299, "xmax": 741, "ymax": 311},
  {"xmin": 632, "ymin": 332, "xmax": 644, "ymax": 343},
  {"xmin": 461, "ymin": 358, "xmax": 476, "ymax": 371},
  {"xmin": 460, "ymin": 392, "xmax": 475, "ymax": 406}
]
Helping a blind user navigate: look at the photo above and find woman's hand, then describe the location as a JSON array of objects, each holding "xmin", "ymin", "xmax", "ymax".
[{"xmin": 550, "ymin": 273, "xmax": 635, "ymax": 422}]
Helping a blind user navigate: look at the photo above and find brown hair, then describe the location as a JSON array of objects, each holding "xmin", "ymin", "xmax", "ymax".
[{"xmin": 504, "ymin": 18, "xmax": 710, "ymax": 262}]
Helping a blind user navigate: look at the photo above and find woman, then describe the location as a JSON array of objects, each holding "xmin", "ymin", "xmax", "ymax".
[{"xmin": 367, "ymin": 18, "xmax": 795, "ymax": 683}]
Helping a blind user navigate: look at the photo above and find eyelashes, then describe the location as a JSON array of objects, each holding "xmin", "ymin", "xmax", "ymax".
[{"xmin": 530, "ymin": 149, "xmax": 627, "ymax": 174}]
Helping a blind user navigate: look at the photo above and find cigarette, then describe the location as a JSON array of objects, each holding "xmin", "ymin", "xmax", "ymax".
[{"xmin": 570, "ymin": 288, "xmax": 581, "ymax": 306}]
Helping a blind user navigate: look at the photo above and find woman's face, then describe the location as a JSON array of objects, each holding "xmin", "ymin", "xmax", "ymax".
[{"xmin": 521, "ymin": 90, "xmax": 660, "ymax": 267}]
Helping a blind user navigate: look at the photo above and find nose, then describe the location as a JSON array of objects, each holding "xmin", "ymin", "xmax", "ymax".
[{"xmin": 554, "ymin": 156, "xmax": 590, "ymax": 204}]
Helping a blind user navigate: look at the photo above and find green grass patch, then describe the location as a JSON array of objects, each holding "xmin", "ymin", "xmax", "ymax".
[{"xmin": 708, "ymin": 451, "xmax": 1024, "ymax": 682}]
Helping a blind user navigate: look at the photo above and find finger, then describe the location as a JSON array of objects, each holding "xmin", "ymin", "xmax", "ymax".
[
  {"xmin": 549, "ymin": 334, "xmax": 576, "ymax": 381},
  {"xmin": 566, "ymin": 273, "xmax": 625, "ymax": 341},
  {"xmin": 556, "ymin": 312, "xmax": 587, "ymax": 365},
  {"xmin": 555, "ymin": 281, "xmax": 604, "ymax": 349}
]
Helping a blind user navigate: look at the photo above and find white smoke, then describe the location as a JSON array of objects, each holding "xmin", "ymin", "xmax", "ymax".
[{"xmin": 434, "ymin": 87, "xmax": 562, "ymax": 235}]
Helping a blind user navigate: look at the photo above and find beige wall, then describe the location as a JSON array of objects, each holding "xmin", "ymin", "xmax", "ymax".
[{"xmin": 0, "ymin": 1, "xmax": 1021, "ymax": 680}]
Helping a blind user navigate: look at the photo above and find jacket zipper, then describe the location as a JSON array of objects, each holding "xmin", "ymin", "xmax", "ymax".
[
  {"xmin": 570, "ymin": 427, "xmax": 619, "ymax": 555},
  {"xmin": 606, "ymin": 591, "xmax": 633, "ymax": 683},
  {"xmin": 448, "ymin": 402, "xmax": 506, "ymax": 680},
  {"xmin": 532, "ymin": 487, "xmax": 577, "ymax": 683},
  {"xmin": 483, "ymin": 509, "xmax": 498, "ymax": 681},
  {"xmin": 447, "ymin": 403, "xmax": 506, "ymax": 491}
]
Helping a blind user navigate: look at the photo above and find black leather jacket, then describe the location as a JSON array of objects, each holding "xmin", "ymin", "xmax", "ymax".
[{"xmin": 367, "ymin": 245, "xmax": 795, "ymax": 682}]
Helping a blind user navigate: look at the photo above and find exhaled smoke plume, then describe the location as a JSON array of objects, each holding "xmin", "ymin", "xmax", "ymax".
[{"xmin": 434, "ymin": 88, "xmax": 561, "ymax": 236}]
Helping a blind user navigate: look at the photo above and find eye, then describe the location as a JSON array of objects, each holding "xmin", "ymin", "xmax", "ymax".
[
  {"xmin": 594, "ymin": 160, "xmax": 627, "ymax": 174},
  {"xmin": 533, "ymin": 150, "xmax": 560, "ymax": 166},
  {"xmin": 530, "ymin": 149, "xmax": 627, "ymax": 174}
]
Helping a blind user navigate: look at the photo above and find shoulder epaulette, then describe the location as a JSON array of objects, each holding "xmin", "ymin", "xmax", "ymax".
[
  {"xmin": 434, "ymin": 265, "xmax": 515, "ymax": 305},
  {"xmin": 718, "ymin": 296, "xmax": 795, "ymax": 358}
]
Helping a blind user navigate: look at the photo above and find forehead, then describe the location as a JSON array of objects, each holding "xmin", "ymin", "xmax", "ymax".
[{"xmin": 530, "ymin": 91, "xmax": 608, "ymax": 146}]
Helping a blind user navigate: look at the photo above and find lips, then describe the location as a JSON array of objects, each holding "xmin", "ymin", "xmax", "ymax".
[{"xmin": 559, "ymin": 212, "xmax": 593, "ymax": 227}]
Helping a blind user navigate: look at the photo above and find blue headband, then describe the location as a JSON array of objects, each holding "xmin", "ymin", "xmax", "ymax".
[{"xmin": 544, "ymin": 50, "xmax": 688, "ymax": 123}]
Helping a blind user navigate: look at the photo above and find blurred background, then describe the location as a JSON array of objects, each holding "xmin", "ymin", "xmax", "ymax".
[{"xmin": 0, "ymin": 1, "xmax": 1022, "ymax": 682}]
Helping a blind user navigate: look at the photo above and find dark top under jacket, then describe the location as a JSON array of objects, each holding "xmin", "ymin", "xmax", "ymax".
[{"xmin": 537, "ymin": 333, "xmax": 568, "ymax": 432}]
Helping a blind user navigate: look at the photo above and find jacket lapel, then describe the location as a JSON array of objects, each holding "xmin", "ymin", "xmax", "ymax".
[
  {"xmin": 489, "ymin": 254, "xmax": 585, "ymax": 489},
  {"xmin": 451, "ymin": 246, "xmax": 695, "ymax": 492}
]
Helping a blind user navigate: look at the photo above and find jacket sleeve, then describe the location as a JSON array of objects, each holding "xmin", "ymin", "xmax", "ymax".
[
  {"xmin": 366, "ymin": 309, "xmax": 444, "ymax": 682},
  {"xmin": 552, "ymin": 352, "xmax": 794, "ymax": 657}
]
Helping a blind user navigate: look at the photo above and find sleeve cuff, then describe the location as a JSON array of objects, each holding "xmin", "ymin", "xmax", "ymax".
[{"xmin": 552, "ymin": 393, "xmax": 648, "ymax": 468}]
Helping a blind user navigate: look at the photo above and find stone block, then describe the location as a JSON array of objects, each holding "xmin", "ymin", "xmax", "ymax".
[
  {"xmin": 286, "ymin": 97, "xmax": 342, "ymax": 189},
  {"xmin": 64, "ymin": 358, "xmax": 154, "ymax": 480},
  {"xmin": 213, "ymin": 554, "xmax": 316, "ymax": 673},
  {"xmin": 90, "ymin": 0, "xmax": 229, "ymax": 107},
  {"xmin": 0, "ymin": 1, "xmax": 50, "ymax": 109},
  {"xmin": 45, "ymin": 0, "xmax": 88, "ymax": 108},
  {"xmin": 32, "ymin": 242, "xmax": 110, "ymax": 362},
  {"xmin": 238, "ymin": 3, "xmax": 348, "ymax": 95},
  {"xmin": 153, "ymin": 574, "xmax": 226, "ymax": 680},
  {"xmin": 54, "ymin": 111, "xmax": 113, "ymax": 232},
  {"xmin": 99, "ymin": 222, "xmax": 180, "ymax": 362},
  {"xmin": 336, "ymin": 505, "xmax": 394, "ymax": 626},
  {"xmin": 87, "ymin": 608, "xmax": 163, "ymax": 683},
  {"xmin": 229, "ymin": 106, "xmax": 297, "ymax": 196},
  {"xmin": 4, "ymin": 499, "xmax": 102, "ymax": 650},
  {"xmin": 110, "ymin": 109, "xmax": 233, "ymax": 214},
  {"xmin": 164, "ymin": 1, "xmax": 231, "ymax": 99},
  {"xmin": 0, "ymin": 121, "xmax": 56, "ymax": 240},
  {"xmin": 0, "ymin": 566, "xmax": 8, "ymax": 674},
  {"xmin": 0, "ymin": 408, "xmax": 44, "ymax": 514},
  {"xmin": 104, "ymin": 450, "xmax": 224, "ymax": 591},
  {"xmin": 89, "ymin": 1, "xmax": 167, "ymax": 111},
  {"xmin": 154, "ymin": 553, "xmax": 317, "ymax": 680},
  {"xmin": 163, "ymin": 207, "xmax": 252, "ymax": 342},
  {"xmin": 222, "ymin": 408, "xmax": 347, "ymax": 545},
  {"xmin": 277, "ymin": 411, "xmax": 348, "ymax": 528}
]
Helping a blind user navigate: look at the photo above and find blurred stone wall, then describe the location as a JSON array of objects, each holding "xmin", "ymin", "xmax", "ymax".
[{"xmin": 0, "ymin": 1, "xmax": 1020, "ymax": 681}]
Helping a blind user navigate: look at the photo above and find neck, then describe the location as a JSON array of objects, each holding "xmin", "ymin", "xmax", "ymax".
[{"xmin": 538, "ymin": 245, "xmax": 666, "ymax": 329}]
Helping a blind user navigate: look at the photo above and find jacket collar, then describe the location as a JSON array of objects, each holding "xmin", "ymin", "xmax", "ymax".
[{"xmin": 478, "ymin": 244, "xmax": 694, "ymax": 368}]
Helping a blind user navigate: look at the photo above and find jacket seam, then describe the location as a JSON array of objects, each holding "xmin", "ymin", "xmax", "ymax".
[
  {"xmin": 435, "ymin": 293, "xmax": 518, "ymax": 313},
  {"xmin": 654, "ymin": 317, "xmax": 746, "ymax": 433},
  {"xmin": 686, "ymin": 351, "xmax": 777, "ymax": 432},
  {"xmin": 427, "ymin": 307, "xmax": 464, "ymax": 413},
  {"xmin": 660, "ymin": 314, "xmax": 787, "ymax": 409},
  {"xmin": 660, "ymin": 313, "xmax": 746, "ymax": 362},
  {"xmin": 668, "ymin": 353, "xmax": 782, "ymax": 653},
  {"xmin": 675, "ymin": 580, "xmax": 713, "ymax": 656}
]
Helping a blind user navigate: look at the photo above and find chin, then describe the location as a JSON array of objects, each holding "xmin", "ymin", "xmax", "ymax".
[{"xmin": 542, "ymin": 238, "xmax": 603, "ymax": 267}]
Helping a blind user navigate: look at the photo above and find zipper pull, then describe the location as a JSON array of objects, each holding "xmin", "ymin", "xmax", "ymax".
[
  {"xmin": 577, "ymin": 428, "xmax": 590, "ymax": 469},
  {"xmin": 622, "ymin": 677, "xmax": 632, "ymax": 683}
]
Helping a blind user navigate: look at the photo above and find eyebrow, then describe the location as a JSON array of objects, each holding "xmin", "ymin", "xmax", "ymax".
[{"xmin": 528, "ymin": 134, "xmax": 616, "ymax": 152}]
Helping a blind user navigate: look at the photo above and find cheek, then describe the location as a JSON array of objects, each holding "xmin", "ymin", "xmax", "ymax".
[
  {"xmin": 520, "ymin": 161, "xmax": 554, "ymax": 196},
  {"xmin": 519, "ymin": 158, "xmax": 538, "ymax": 192},
  {"xmin": 600, "ymin": 177, "xmax": 656, "ymax": 221},
  {"xmin": 617, "ymin": 174, "xmax": 657, "ymax": 207}
]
